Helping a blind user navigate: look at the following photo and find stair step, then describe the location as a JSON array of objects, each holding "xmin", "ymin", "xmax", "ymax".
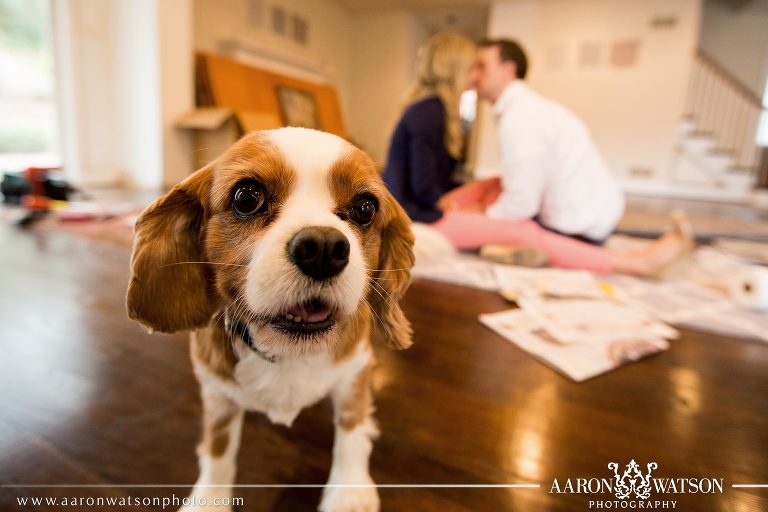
[
  {"xmin": 727, "ymin": 165, "xmax": 756, "ymax": 175},
  {"xmin": 688, "ymin": 129, "xmax": 716, "ymax": 137},
  {"xmin": 678, "ymin": 122, "xmax": 697, "ymax": 137},
  {"xmin": 679, "ymin": 138, "xmax": 718, "ymax": 156},
  {"xmin": 710, "ymin": 147, "xmax": 735, "ymax": 155}
]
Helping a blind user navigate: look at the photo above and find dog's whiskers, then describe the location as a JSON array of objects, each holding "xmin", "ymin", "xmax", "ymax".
[
  {"xmin": 369, "ymin": 279, "xmax": 396, "ymax": 305},
  {"xmin": 368, "ymin": 282, "xmax": 394, "ymax": 312},
  {"xmin": 360, "ymin": 296, "xmax": 386, "ymax": 335}
]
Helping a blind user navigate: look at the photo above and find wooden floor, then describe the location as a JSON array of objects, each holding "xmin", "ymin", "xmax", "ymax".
[{"xmin": 1, "ymin": 220, "xmax": 767, "ymax": 512}]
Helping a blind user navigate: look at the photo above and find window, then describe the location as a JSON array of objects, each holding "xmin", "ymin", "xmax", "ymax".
[{"xmin": 0, "ymin": 0, "xmax": 60, "ymax": 170}]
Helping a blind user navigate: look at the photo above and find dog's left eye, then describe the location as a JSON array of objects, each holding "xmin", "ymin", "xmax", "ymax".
[
  {"xmin": 349, "ymin": 196, "xmax": 377, "ymax": 226},
  {"xmin": 232, "ymin": 183, "xmax": 267, "ymax": 218}
]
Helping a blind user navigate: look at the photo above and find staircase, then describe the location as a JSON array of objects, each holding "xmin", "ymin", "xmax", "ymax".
[{"xmin": 670, "ymin": 50, "xmax": 764, "ymax": 201}]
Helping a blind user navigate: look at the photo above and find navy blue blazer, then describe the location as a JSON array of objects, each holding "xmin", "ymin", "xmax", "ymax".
[{"xmin": 382, "ymin": 96, "xmax": 460, "ymax": 223}]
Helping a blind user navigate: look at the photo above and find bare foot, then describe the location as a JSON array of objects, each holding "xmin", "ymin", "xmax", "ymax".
[{"xmin": 613, "ymin": 211, "xmax": 694, "ymax": 277}]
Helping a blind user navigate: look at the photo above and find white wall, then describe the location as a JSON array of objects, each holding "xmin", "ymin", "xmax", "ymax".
[
  {"xmin": 157, "ymin": 0, "xmax": 194, "ymax": 185},
  {"xmin": 53, "ymin": 0, "xmax": 193, "ymax": 188},
  {"xmin": 700, "ymin": 0, "xmax": 768, "ymax": 99},
  {"xmin": 193, "ymin": 0, "xmax": 354, "ymax": 136},
  {"xmin": 192, "ymin": 1, "xmax": 432, "ymax": 166},
  {"xmin": 115, "ymin": 0, "xmax": 162, "ymax": 188},
  {"xmin": 348, "ymin": 10, "xmax": 429, "ymax": 164},
  {"xmin": 474, "ymin": 0, "xmax": 702, "ymax": 188},
  {"xmin": 53, "ymin": 0, "xmax": 123, "ymax": 186}
]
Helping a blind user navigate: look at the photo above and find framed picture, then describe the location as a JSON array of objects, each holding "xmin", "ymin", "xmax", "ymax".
[{"xmin": 276, "ymin": 86, "xmax": 320, "ymax": 129}]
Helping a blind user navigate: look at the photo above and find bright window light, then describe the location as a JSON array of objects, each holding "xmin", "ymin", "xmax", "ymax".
[
  {"xmin": 0, "ymin": 0, "xmax": 60, "ymax": 170},
  {"xmin": 756, "ymin": 110, "xmax": 768, "ymax": 147},
  {"xmin": 460, "ymin": 89, "xmax": 477, "ymax": 124},
  {"xmin": 763, "ymin": 74, "xmax": 768, "ymax": 109}
]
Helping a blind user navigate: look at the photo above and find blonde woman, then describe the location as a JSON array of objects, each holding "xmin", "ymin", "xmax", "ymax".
[{"xmin": 383, "ymin": 31, "xmax": 476, "ymax": 222}]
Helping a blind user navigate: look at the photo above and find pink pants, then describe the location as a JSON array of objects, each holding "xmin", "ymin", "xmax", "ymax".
[{"xmin": 432, "ymin": 211, "xmax": 614, "ymax": 274}]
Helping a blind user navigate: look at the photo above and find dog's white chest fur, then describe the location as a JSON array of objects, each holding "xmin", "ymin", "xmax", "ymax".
[{"xmin": 196, "ymin": 342, "xmax": 371, "ymax": 427}]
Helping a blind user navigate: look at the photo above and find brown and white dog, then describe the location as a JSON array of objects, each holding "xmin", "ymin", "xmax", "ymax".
[{"xmin": 126, "ymin": 127, "xmax": 414, "ymax": 512}]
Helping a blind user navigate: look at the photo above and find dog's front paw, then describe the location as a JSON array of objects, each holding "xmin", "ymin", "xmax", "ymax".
[
  {"xmin": 178, "ymin": 502, "xmax": 233, "ymax": 512},
  {"xmin": 177, "ymin": 488, "xmax": 234, "ymax": 512},
  {"xmin": 319, "ymin": 478, "xmax": 380, "ymax": 512}
]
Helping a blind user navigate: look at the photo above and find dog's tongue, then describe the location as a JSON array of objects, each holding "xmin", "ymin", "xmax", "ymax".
[{"xmin": 288, "ymin": 301, "xmax": 330, "ymax": 323}]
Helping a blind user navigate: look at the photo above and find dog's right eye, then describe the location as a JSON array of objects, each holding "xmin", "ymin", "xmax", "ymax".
[{"xmin": 232, "ymin": 183, "xmax": 267, "ymax": 218}]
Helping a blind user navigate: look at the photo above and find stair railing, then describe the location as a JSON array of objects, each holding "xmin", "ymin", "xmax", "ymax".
[{"xmin": 684, "ymin": 49, "xmax": 763, "ymax": 178}]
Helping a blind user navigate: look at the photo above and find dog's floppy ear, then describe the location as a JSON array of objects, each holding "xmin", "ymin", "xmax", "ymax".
[
  {"xmin": 370, "ymin": 193, "xmax": 415, "ymax": 350},
  {"xmin": 127, "ymin": 163, "xmax": 217, "ymax": 333}
]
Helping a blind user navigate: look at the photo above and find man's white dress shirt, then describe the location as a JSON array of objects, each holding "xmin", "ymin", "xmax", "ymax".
[{"xmin": 486, "ymin": 81, "xmax": 625, "ymax": 241}]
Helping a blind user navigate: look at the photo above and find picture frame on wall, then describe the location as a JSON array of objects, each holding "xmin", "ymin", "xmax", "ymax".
[{"xmin": 276, "ymin": 86, "xmax": 320, "ymax": 129}]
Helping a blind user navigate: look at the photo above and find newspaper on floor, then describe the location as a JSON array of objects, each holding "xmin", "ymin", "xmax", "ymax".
[
  {"xmin": 413, "ymin": 255, "xmax": 611, "ymax": 298},
  {"xmin": 494, "ymin": 266, "xmax": 608, "ymax": 300},
  {"xmin": 604, "ymin": 247, "xmax": 768, "ymax": 342},
  {"xmin": 516, "ymin": 297, "xmax": 679, "ymax": 344},
  {"xmin": 480, "ymin": 306, "xmax": 673, "ymax": 382},
  {"xmin": 412, "ymin": 253, "xmax": 500, "ymax": 291},
  {"xmin": 414, "ymin": 242, "xmax": 768, "ymax": 344}
]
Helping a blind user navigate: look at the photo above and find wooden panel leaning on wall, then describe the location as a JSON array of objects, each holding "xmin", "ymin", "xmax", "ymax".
[{"xmin": 195, "ymin": 52, "xmax": 347, "ymax": 139}]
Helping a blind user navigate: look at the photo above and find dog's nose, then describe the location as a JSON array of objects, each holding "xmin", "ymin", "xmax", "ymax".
[{"xmin": 288, "ymin": 227, "xmax": 350, "ymax": 280}]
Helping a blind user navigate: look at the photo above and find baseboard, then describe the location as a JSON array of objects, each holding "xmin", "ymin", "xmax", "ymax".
[{"xmin": 619, "ymin": 180, "xmax": 750, "ymax": 203}]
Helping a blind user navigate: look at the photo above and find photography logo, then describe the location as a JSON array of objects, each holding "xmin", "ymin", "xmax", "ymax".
[
  {"xmin": 549, "ymin": 459, "xmax": 724, "ymax": 509},
  {"xmin": 609, "ymin": 459, "xmax": 657, "ymax": 500}
]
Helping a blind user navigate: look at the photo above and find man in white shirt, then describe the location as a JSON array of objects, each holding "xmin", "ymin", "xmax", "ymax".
[{"xmin": 449, "ymin": 39, "xmax": 625, "ymax": 243}]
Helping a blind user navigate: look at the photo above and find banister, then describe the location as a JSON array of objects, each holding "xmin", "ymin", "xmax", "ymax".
[{"xmin": 696, "ymin": 49, "xmax": 762, "ymax": 108}]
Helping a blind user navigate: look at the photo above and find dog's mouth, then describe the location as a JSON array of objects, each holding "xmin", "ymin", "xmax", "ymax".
[{"xmin": 269, "ymin": 298, "xmax": 336, "ymax": 337}]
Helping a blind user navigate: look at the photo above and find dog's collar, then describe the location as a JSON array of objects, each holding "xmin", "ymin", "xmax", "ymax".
[{"xmin": 224, "ymin": 310, "xmax": 277, "ymax": 364}]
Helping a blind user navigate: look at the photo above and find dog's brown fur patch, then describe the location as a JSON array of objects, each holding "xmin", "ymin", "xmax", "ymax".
[
  {"xmin": 201, "ymin": 397, "xmax": 239, "ymax": 458},
  {"xmin": 209, "ymin": 410, "xmax": 236, "ymax": 457},
  {"xmin": 338, "ymin": 362, "xmax": 374, "ymax": 431},
  {"xmin": 191, "ymin": 315, "xmax": 238, "ymax": 381},
  {"xmin": 333, "ymin": 306, "xmax": 371, "ymax": 362}
]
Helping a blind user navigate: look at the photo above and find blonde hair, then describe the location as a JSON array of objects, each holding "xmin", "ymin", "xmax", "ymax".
[{"xmin": 408, "ymin": 31, "xmax": 476, "ymax": 160}]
